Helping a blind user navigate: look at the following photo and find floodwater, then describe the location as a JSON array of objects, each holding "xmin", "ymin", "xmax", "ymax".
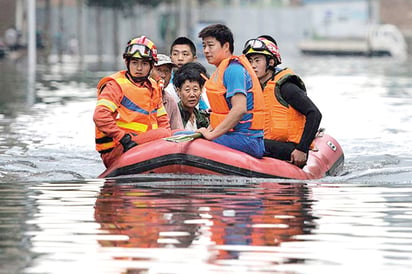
[{"xmin": 1, "ymin": 53, "xmax": 412, "ymax": 274}]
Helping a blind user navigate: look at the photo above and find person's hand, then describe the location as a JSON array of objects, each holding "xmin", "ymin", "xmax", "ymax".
[
  {"xmin": 119, "ymin": 133, "xmax": 137, "ymax": 152},
  {"xmin": 196, "ymin": 127, "xmax": 213, "ymax": 140},
  {"xmin": 290, "ymin": 149, "xmax": 307, "ymax": 168}
]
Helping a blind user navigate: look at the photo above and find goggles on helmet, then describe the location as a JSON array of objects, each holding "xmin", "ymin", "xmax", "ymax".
[
  {"xmin": 242, "ymin": 39, "xmax": 267, "ymax": 53},
  {"xmin": 124, "ymin": 44, "xmax": 153, "ymax": 59},
  {"xmin": 242, "ymin": 38, "xmax": 282, "ymax": 64}
]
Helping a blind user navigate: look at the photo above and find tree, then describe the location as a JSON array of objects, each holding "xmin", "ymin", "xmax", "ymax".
[{"xmin": 86, "ymin": 0, "xmax": 167, "ymax": 9}]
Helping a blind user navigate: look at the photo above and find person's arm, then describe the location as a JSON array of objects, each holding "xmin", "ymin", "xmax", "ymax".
[
  {"xmin": 157, "ymin": 116, "xmax": 171, "ymax": 129},
  {"xmin": 156, "ymin": 93, "xmax": 172, "ymax": 130},
  {"xmin": 197, "ymin": 61, "xmax": 248, "ymax": 140},
  {"xmin": 163, "ymin": 92, "xmax": 184, "ymax": 130},
  {"xmin": 147, "ymin": 79, "xmax": 171, "ymax": 130},
  {"xmin": 281, "ymin": 81, "xmax": 322, "ymax": 166},
  {"xmin": 198, "ymin": 93, "xmax": 246, "ymax": 140},
  {"xmin": 156, "ymin": 104, "xmax": 171, "ymax": 130},
  {"xmin": 93, "ymin": 81, "xmax": 126, "ymax": 143}
]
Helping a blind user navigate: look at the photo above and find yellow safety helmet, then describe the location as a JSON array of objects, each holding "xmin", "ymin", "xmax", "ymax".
[
  {"xmin": 123, "ymin": 36, "xmax": 158, "ymax": 62},
  {"xmin": 242, "ymin": 36, "xmax": 281, "ymax": 64}
]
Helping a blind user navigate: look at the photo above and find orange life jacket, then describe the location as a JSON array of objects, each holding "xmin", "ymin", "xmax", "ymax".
[
  {"xmin": 95, "ymin": 71, "xmax": 166, "ymax": 153},
  {"xmin": 205, "ymin": 55, "xmax": 265, "ymax": 130},
  {"xmin": 263, "ymin": 68, "xmax": 307, "ymax": 144}
]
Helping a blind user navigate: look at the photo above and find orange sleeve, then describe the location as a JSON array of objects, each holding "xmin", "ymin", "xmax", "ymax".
[
  {"xmin": 93, "ymin": 80, "xmax": 125, "ymax": 142},
  {"xmin": 157, "ymin": 113, "xmax": 171, "ymax": 130}
]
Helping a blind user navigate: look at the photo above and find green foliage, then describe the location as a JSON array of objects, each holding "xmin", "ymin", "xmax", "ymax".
[{"xmin": 85, "ymin": 0, "xmax": 171, "ymax": 9}]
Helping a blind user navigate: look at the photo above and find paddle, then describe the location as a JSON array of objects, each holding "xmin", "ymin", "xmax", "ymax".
[{"xmin": 163, "ymin": 132, "xmax": 203, "ymax": 143}]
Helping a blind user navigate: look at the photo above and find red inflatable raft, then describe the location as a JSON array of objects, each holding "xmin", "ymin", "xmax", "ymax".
[{"xmin": 99, "ymin": 131, "xmax": 344, "ymax": 179}]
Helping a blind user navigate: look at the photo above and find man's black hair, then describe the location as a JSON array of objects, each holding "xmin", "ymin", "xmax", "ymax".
[
  {"xmin": 198, "ymin": 24, "xmax": 234, "ymax": 54},
  {"xmin": 170, "ymin": 36, "xmax": 197, "ymax": 56}
]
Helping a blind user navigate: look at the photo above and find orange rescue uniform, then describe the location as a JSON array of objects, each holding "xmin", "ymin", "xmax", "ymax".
[
  {"xmin": 205, "ymin": 55, "xmax": 265, "ymax": 132},
  {"xmin": 93, "ymin": 71, "xmax": 171, "ymax": 167},
  {"xmin": 263, "ymin": 68, "xmax": 308, "ymax": 144}
]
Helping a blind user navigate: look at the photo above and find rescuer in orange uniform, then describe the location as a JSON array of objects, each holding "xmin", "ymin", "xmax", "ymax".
[
  {"xmin": 243, "ymin": 35, "xmax": 322, "ymax": 167},
  {"xmin": 93, "ymin": 36, "xmax": 171, "ymax": 168}
]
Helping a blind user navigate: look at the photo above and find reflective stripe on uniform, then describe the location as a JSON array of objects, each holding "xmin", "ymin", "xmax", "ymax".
[
  {"xmin": 157, "ymin": 106, "xmax": 167, "ymax": 116},
  {"xmin": 96, "ymin": 141, "xmax": 116, "ymax": 152},
  {"xmin": 116, "ymin": 121, "xmax": 148, "ymax": 132},
  {"xmin": 121, "ymin": 96, "xmax": 150, "ymax": 114},
  {"xmin": 96, "ymin": 99, "xmax": 118, "ymax": 112}
]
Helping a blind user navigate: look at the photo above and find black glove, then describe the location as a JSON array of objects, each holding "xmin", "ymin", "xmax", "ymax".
[{"xmin": 119, "ymin": 133, "xmax": 137, "ymax": 152}]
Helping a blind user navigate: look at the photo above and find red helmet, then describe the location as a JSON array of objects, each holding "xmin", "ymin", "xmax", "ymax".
[
  {"xmin": 242, "ymin": 37, "xmax": 282, "ymax": 65},
  {"xmin": 123, "ymin": 36, "xmax": 158, "ymax": 62}
]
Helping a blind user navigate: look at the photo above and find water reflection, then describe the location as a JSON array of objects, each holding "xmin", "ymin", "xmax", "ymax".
[
  {"xmin": 0, "ymin": 59, "xmax": 28, "ymax": 115},
  {"xmin": 94, "ymin": 177, "xmax": 315, "ymax": 269},
  {"xmin": 1, "ymin": 177, "xmax": 411, "ymax": 273},
  {"xmin": 0, "ymin": 182, "xmax": 36, "ymax": 273}
]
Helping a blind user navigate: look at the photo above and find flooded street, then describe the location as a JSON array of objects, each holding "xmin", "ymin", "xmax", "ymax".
[
  {"xmin": 1, "ymin": 54, "xmax": 412, "ymax": 273},
  {"xmin": 0, "ymin": 58, "xmax": 104, "ymax": 181}
]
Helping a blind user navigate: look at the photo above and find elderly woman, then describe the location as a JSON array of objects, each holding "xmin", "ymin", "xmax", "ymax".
[{"xmin": 173, "ymin": 62, "xmax": 210, "ymax": 130}]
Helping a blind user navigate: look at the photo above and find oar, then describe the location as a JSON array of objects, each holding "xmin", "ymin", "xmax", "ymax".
[{"xmin": 163, "ymin": 132, "xmax": 203, "ymax": 143}]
